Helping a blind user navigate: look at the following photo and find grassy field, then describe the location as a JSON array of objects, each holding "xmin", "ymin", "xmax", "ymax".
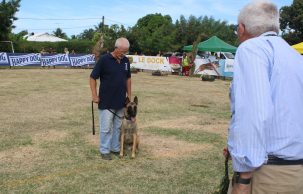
[{"xmin": 0, "ymin": 69, "xmax": 231, "ymax": 194}]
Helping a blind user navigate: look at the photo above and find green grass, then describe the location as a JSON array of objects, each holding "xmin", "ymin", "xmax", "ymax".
[{"xmin": 0, "ymin": 69, "xmax": 231, "ymax": 194}]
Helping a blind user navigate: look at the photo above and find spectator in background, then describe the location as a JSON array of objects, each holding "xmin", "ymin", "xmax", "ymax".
[
  {"xmin": 182, "ymin": 52, "xmax": 190, "ymax": 76},
  {"xmin": 157, "ymin": 51, "xmax": 162, "ymax": 56},
  {"xmin": 71, "ymin": 50, "xmax": 76, "ymax": 54},
  {"xmin": 64, "ymin": 47, "xmax": 69, "ymax": 54},
  {"xmin": 40, "ymin": 47, "xmax": 47, "ymax": 54},
  {"xmin": 48, "ymin": 47, "xmax": 55, "ymax": 54}
]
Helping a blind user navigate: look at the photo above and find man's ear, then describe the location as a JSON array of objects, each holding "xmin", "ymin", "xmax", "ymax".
[
  {"xmin": 134, "ymin": 96, "xmax": 138, "ymax": 105},
  {"xmin": 125, "ymin": 97, "xmax": 130, "ymax": 106}
]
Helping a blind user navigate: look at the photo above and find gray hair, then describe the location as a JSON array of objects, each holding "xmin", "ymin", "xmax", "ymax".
[
  {"xmin": 238, "ymin": 0, "xmax": 280, "ymax": 36},
  {"xmin": 115, "ymin": 37, "xmax": 130, "ymax": 49}
]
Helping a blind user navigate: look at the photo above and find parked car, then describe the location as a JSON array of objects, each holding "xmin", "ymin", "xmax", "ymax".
[{"xmin": 218, "ymin": 52, "xmax": 235, "ymax": 59}]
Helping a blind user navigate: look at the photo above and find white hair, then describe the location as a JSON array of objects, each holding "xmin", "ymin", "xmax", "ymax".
[
  {"xmin": 238, "ymin": 0, "xmax": 280, "ymax": 36},
  {"xmin": 115, "ymin": 37, "xmax": 130, "ymax": 49}
]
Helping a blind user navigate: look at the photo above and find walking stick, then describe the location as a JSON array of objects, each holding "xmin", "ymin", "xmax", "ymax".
[{"xmin": 91, "ymin": 101, "xmax": 95, "ymax": 135}]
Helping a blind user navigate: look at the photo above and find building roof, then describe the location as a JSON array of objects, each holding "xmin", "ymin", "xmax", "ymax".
[{"xmin": 24, "ymin": 33, "xmax": 67, "ymax": 42}]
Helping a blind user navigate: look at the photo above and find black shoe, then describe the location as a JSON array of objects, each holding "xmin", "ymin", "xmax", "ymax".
[
  {"xmin": 101, "ymin": 153, "xmax": 112, "ymax": 160},
  {"xmin": 111, "ymin": 151, "xmax": 120, "ymax": 156}
]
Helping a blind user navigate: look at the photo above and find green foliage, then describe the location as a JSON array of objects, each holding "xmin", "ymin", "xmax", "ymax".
[
  {"xmin": 77, "ymin": 28, "xmax": 95, "ymax": 40},
  {"xmin": 52, "ymin": 28, "xmax": 68, "ymax": 39},
  {"xmin": 12, "ymin": 40, "xmax": 94, "ymax": 53},
  {"xmin": 132, "ymin": 13, "xmax": 176, "ymax": 55},
  {"xmin": 175, "ymin": 15, "xmax": 238, "ymax": 48},
  {"xmin": 74, "ymin": 13, "xmax": 237, "ymax": 55},
  {"xmin": 0, "ymin": 0, "xmax": 21, "ymax": 41},
  {"xmin": 280, "ymin": 0, "xmax": 303, "ymax": 44}
]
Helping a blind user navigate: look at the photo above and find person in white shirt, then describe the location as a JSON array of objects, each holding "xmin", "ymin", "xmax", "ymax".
[{"xmin": 227, "ymin": 1, "xmax": 303, "ymax": 194}]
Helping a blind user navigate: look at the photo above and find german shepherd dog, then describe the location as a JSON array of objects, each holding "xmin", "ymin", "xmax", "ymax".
[{"xmin": 120, "ymin": 96, "xmax": 139, "ymax": 159}]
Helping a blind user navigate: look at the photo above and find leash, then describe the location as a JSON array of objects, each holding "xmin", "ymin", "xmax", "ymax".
[
  {"xmin": 91, "ymin": 101, "xmax": 95, "ymax": 135},
  {"xmin": 91, "ymin": 102, "xmax": 124, "ymax": 135},
  {"xmin": 214, "ymin": 152, "xmax": 230, "ymax": 194},
  {"xmin": 107, "ymin": 109, "xmax": 124, "ymax": 119}
]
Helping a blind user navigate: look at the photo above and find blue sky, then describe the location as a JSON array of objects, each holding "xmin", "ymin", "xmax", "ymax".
[{"xmin": 13, "ymin": 0, "xmax": 293, "ymax": 37}]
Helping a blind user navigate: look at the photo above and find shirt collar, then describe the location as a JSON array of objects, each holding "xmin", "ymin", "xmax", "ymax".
[
  {"xmin": 108, "ymin": 53, "xmax": 126, "ymax": 61},
  {"xmin": 259, "ymin": 31, "xmax": 278, "ymax": 37}
]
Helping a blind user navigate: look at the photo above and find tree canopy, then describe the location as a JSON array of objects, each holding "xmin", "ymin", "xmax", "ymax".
[
  {"xmin": 280, "ymin": 0, "xmax": 303, "ymax": 44},
  {"xmin": 0, "ymin": 0, "xmax": 21, "ymax": 41},
  {"xmin": 53, "ymin": 28, "xmax": 68, "ymax": 40}
]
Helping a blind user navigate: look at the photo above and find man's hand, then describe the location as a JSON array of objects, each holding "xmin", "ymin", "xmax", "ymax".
[
  {"xmin": 92, "ymin": 95, "xmax": 99, "ymax": 103},
  {"xmin": 231, "ymin": 183, "xmax": 251, "ymax": 194},
  {"xmin": 223, "ymin": 147, "xmax": 231, "ymax": 159}
]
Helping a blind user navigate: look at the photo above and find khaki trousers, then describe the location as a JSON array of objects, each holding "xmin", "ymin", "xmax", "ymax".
[{"xmin": 228, "ymin": 165, "xmax": 303, "ymax": 194}]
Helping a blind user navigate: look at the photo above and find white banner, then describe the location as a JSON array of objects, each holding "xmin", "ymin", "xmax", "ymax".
[
  {"xmin": 224, "ymin": 59, "xmax": 234, "ymax": 72},
  {"xmin": 127, "ymin": 55, "xmax": 172, "ymax": 71},
  {"xmin": 9, "ymin": 53, "xmax": 41, "ymax": 66},
  {"xmin": 41, "ymin": 54, "xmax": 70, "ymax": 66},
  {"xmin": 69, "ymin": 54, "xmax": 95, "ymax": 66},
  {"xmin": 0, "ymin": 52, "xmax": 9, "ymax": 65}
]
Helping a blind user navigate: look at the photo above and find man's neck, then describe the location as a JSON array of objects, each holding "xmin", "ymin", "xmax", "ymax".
[{"xmin": 111, "ymin": 52, "xmax": 121, "ymax": 63}]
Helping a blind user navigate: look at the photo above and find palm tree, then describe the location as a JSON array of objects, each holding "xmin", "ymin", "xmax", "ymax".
[{"xmin": 53, "ymin": 28, "xmax": 68, "ymax": 39}]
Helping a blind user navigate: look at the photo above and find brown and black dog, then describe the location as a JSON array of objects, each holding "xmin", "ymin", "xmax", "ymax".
[{"xmin": 120, "ymin": 96, "xmax": 139, "ymax": 159}]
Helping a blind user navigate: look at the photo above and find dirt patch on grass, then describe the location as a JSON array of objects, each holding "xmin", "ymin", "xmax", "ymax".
[
  {"xmin": 86, "ymin": 131, "xmax": 213, "ymax": 159},
  {"xmin": 86, "ymin": 133, "xmax": 100, "ymax": 146},
  {"xmin": 141, "ymin": 132, "xmax": 213, "ymax": 159},
  {"xmin": 141, "ymin": 116, "xmax": 228, "ymax": 136},
  {"xmin": 0, "ymin": 146, "xmax": 42, "ymax": 166},
  {"xmin": 33, "ymin": 130, "xmax": 68, "ymax": 144}
]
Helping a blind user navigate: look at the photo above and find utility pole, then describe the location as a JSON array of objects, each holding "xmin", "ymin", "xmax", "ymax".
[
  {"xmin": 100, "ymin": 16, "xmax": 105, "ymax": 49},
  {"xmin": 102, "ymin": 16, "xmax": 105, "ymax": 32}
]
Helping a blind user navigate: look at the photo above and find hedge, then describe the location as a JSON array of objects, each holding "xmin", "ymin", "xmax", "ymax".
[{"xmin": 0, "ymin": 40, "xmax": 95, "ymax": 54}]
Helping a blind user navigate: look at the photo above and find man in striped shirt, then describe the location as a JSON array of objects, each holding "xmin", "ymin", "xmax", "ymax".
[{"xmin": 228, "ymin": 1, "xmax": 303, "ymax": 194}]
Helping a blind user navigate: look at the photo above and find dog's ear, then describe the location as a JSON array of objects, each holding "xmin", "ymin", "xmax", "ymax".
[
  {"xmin": 125, "ymin": 97, "xmax": 130, "ymax": 106},
  {"xmin": 134, "ymin": 96, "xmax": 138, "ymax": 105}
]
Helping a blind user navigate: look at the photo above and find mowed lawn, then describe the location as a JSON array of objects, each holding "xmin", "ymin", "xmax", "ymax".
[{"xmin": 0, "ymin": 69, "xmax": 231, "ymax": 194}]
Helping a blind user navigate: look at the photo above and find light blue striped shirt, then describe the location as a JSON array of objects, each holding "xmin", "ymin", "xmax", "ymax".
[{"xmin": 228, "ymin": 31, "xmax": 303, "ymax": 172}]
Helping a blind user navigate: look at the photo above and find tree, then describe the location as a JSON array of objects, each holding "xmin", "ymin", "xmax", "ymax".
[
  {"xmin": 78, "ymin": 28, "xmax": 95, "ymax": 40},
  {"xmin": 132, "ymin": 13, "xmax": 175, "ymax": 55},
  {"xmin": 53, "ymin": 28, "xmax": 68, "ymax": 39},
  {"xmin": 280, "ymin": 0, "xmax": 303, "ymax": 44},
  {"xmin": 9, "ymin": 29, "xmax": 27, "ymax": 41},
  {"xmin": 73, "ymin": 14, "xmax": 237, "ymax": 54},
  {"xmin": 70, "ymin": 35, "xmax": 77, "ymax": 40},
  {"xmin": 0, "ymin": 0, "xmax": 21, "ymax": 41},
  {"xmin": 173, "ymin": 15, "xmax": 237, "ymax": 50}
]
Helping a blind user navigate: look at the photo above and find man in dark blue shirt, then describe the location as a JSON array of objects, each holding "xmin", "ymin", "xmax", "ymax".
[{"xmin": 90, "ymin": 37, "xmax": 131, "ymax": 160}]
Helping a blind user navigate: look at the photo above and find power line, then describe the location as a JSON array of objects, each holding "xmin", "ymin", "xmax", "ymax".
[
  {"xmin": 105, "ymin": 17, "xmax": 132, "ymax": 27},
  {"xmin": 16, "ymin": 25, "xmax": 96, "ymax": 31},
  {"xmin": 18, "ymin": 16, "xmax": 134, "ymax": 26},
  {"xmin": 18, "ymin": 17, "xmax": 103, "ymax": 21}
]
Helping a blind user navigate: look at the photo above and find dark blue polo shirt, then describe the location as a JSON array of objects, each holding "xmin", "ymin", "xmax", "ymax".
[{"xmin": 90, "ymin": 53, "xmax": 131, "ymax": 110}]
